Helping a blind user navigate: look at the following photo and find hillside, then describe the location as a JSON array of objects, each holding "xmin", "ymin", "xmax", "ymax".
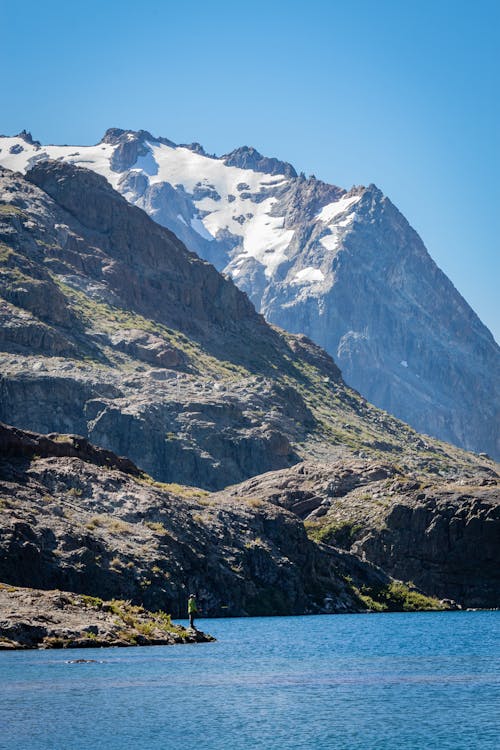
[{"xmin": 223, "ymin": 458, "xmax": 500, "ymax": 608}]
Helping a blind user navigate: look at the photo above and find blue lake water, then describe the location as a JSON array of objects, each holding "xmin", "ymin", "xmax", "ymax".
[{"xmin": 1, "ymin": 611, "xmax": 499, "ymax": 749}]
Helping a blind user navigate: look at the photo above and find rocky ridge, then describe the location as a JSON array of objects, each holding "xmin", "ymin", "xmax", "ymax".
[{"xmin": 1, "ymin": 128, "xmax": 498, "ymax": 459}]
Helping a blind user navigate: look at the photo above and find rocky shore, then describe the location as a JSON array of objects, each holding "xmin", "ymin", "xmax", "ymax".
[{"xmin": 0, "ymin": 583, "xmax": 214, "ymax": 649}]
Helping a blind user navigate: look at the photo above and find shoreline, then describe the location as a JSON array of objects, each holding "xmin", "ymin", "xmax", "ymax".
[{"xmin": 2, "ymin": 583, "xmax": 497, "ymax": 652}]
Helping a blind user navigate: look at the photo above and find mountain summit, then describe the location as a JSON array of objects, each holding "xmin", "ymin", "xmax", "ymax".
[{"xmin": 1, "ymin": 129, "xmax": 498, "ymax": 459}]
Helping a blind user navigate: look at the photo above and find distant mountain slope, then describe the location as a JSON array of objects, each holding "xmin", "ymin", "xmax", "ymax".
[
  {"xmin": 0, "ymin": 161, "xmax": 488, "ymax": 490},
  {"xmin": 1, "ymin": 129, "xmax": 497, "ymax": 459}
]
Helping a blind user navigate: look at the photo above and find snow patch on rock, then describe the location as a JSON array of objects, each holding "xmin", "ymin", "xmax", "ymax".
[
  {"xmin": 293, "ymin": 267, "xmax": 325, "ymax": 284},
  {"xmin": 316, "ymin": 195, "xmax": 360, "ymax": 224}
]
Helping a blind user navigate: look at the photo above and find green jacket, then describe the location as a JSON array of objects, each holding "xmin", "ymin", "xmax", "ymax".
[{"xmin": 188, "ymin": 598, "xmax": 198, "ymax": 614}]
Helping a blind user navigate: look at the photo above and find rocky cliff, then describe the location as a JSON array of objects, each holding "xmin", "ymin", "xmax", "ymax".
[
  {"xmin": 1, "ymin": 129, "xmax": 498, "ymax": 459},
  {"xmin": 225, "ymin": 459, "xmax": 500, "ymax": 608}
]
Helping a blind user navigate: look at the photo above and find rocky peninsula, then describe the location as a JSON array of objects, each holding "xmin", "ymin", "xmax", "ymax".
[{"xmin": 0, "ymin": 583, "xmax": 213, "ymax": 649}]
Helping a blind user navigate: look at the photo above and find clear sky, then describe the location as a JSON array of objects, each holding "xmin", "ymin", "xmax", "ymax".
[{"xmin": 1, "ymin": 0, "xmax": 499, "ymax": 342}]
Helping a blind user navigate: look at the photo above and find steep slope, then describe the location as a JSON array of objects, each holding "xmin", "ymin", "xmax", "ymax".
[
  {"xmin": 0, "ymin": 160, "xmax": 489, "ymax": 492},
  {"xmin": 1, "ymin": 129, "xmax": 498, "ymax": 459}
]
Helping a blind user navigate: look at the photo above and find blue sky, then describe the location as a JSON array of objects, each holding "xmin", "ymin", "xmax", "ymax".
[{"xmin": 2, "ymin": 0, "xmax": 499, "ymax": 342}]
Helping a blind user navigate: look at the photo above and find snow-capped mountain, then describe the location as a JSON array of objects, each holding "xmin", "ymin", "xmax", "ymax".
[{"xmin": 1, "ymin": 128, "xmax": 498, "ymax": 459}]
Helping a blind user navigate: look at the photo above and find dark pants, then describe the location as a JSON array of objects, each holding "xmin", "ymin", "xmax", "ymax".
[{"xmin": 189, "ymin": 612, "xmax": 196, "ymax": 628}]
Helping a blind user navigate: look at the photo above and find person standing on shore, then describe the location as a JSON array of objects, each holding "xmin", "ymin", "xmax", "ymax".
[{"xmin": 188, "ymin": 594, "xmax": 198, "ymax": 629}]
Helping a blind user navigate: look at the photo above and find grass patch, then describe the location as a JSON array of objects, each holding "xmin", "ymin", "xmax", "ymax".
[
  {"xmin": 352, "ymin": 581, "xmax": 448, "ymax": 612},
  {"xmin": 305, "ymin": 520, "xmax": 363, "ymax": 547},
  {"xmin": 244, "ymin": 536, "xmax": 264, "ymax": 549},
  {"xmin": 80, "ymin": 595, "xmax": 104, "ymax": 610},
  {"xmin": 85, "ymin": 516, "xmax": 102, "ymax": 530},
  {"xmin": 85, "ymin": 515, "xmax": 132, "ymax": 535},
  {"xmin": 109, "ymin": 518, "xmax": 132, "ymax": 534},
  {"xmin": 144, "ymin": 521, "xmax": 168, "ymax": 535},
  {"xmin": 245, "ymin": 498, "xmax": 265, "ymax": 508},
  {"xmin": 0, "ymin": 204, "xmax": 25, "ymax": 217},
  {"xmin": 138, "ymin": 475, "xmax": 211, "ymax": 500}
]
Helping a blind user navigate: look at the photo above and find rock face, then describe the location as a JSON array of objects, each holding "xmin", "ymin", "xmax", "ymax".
[
  {"xmin": 0, "ymin": 422, "xmax": 423, "ymax": 619},
  {"xmin": 226, "ymin": 459, "xmax": 500, "ymax": 608},
  {"xmin": 0, "ymin": 584, "xmax": 214, "ymax": 649},
  {"xmin": 0, "ymin": 161, "xmax": 487, "ymax": 492},
  {"xmin": 1, "ymin": 129, "xmax": 498, "ymax": 459}
]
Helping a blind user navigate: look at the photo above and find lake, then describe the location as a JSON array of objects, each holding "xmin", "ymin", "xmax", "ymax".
[{"xmin": 1, "ymin": 611, "xmax": 499, "ymax": 749}]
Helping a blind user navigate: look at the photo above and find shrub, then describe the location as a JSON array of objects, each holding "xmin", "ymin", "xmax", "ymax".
[
  {"xmin": 86, "ymin": 516, "xmax": 102, "ymax": 530},
  {"xmin": 145, "ymin": 521, "xmax": 168, "ymax": 534},
  {"xmin": 80, "ymin": 595, "xmax": 104, "ymax": 610}
]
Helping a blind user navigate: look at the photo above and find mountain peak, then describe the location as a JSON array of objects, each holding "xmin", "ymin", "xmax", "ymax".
[
  {"xmin": 0, "ymin": 129, "xmax": 498, "ymax": 460},
  {"xmin": 179, "ymin": 142, "xmax": 210, "ymax": 156},
  {"xmin": 15, "ymin": 129, "xmax": 41, "ymax": 147},
  {"xmin": 100, "ymin": 127, "xmax": 129, "ymax": 144},
  {"xmin": 100, "ymin": 128, "xmax": 176, "ymax": 148},
  {"xmin": 222, "ymin": 145, "xmax": 297, "ymax": 178}
]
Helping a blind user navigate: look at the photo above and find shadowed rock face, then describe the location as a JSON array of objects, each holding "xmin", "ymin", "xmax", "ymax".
[
  {"xmin": 226, "ymin": 460, "xmax": 500, "ymax": 608},
  {"xmin": 25, "ymin": 160, "xmax": 256, "ymax": 336}
]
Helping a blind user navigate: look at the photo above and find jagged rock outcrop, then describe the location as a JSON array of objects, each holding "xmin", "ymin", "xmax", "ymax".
[
  {"xmin": 225, "ymin": 459, "xmax": 500, "ymax": 608},
  {"xmin": 0, "ymin": 421, "xmax": 140, "ymax": 475},
  {"xmin": 1, "ymin": 129, "xmax": 497, "ymax": 459},
  {"xmin": 222, "ymin": 145, "xmax": 298, "ymax": 178}
]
